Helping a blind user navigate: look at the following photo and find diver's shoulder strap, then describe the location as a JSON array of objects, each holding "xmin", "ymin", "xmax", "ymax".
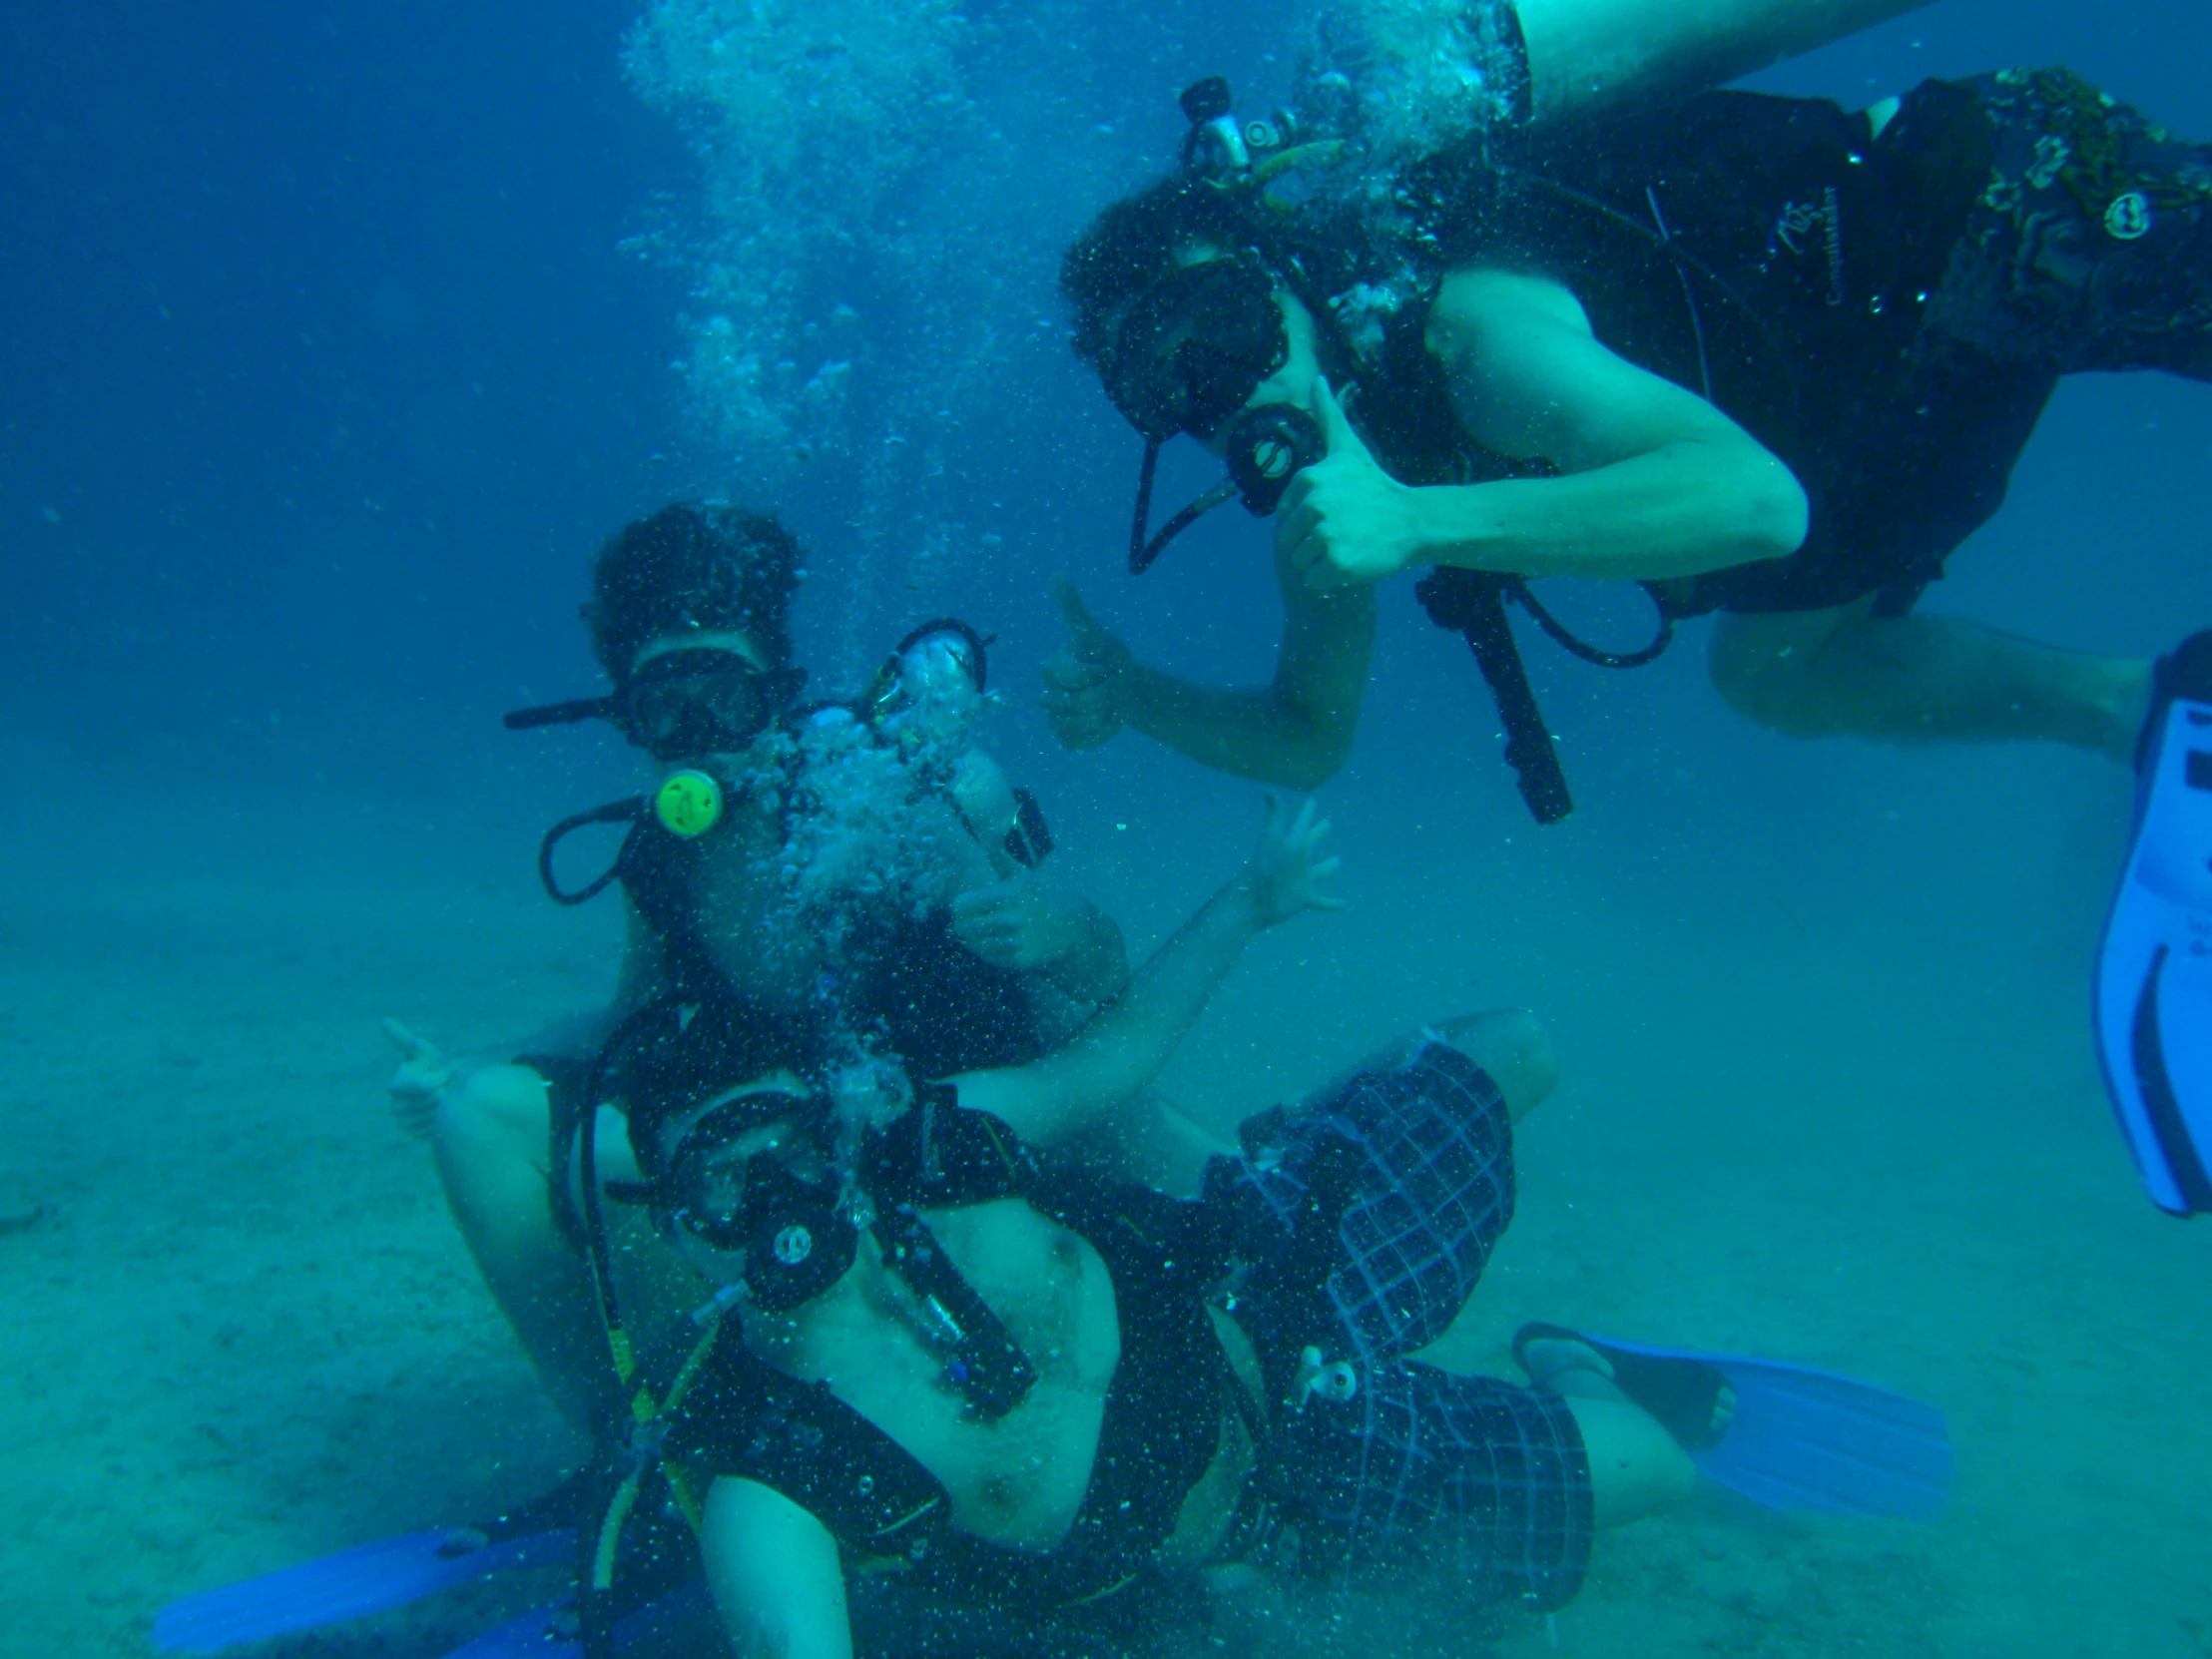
[
  {"xmin": 864, "ymin": 1084, "xmax": 1041, "ymax": 1209},
  {"xmin": 862, "ymin": 1087, "xmax": 1045, "ymax": 1418},
  {"xmin": 665, "ymin": 1323, "xmax": 953, "ymax": 1561}
]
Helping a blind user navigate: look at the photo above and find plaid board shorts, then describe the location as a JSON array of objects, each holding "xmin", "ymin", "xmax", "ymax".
[{"xmin": 1204, "ymin": 1042, "xmax": 1593, "ymax": 1608}]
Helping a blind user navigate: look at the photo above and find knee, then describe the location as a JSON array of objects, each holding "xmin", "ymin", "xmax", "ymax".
[
  {"xmin": 1490, "ymin": 1010, "xmax": 1557, "ymax": 1109},
  {"xmin": 1707, "ymin": 614, "xmax": 1833, "ymax": 737},
  {"xmin": 1432, "ymin": 1009, "xmax": 1558, "ymax": 1120}
]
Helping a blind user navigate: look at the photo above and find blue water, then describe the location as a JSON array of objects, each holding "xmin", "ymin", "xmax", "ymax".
[{"xmin": 4, "ymin": 2, "xmax": 2211, "ymax": 1655}]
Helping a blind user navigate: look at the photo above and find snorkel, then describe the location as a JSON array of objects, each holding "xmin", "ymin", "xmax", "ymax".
[
  {"xmin": 1107, "ymin": 78, "xmax": 1349, "ymax": 575},
  {"xmin": 505, "ymin": 643, "xmax": 808, "ymax": 905}
]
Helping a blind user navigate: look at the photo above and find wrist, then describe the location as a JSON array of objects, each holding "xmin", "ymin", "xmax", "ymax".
[
  {"xmin": 1220, "ymin": 871, "xmax": 1275, "ymax": 931},
  {"xmin": 1408, "ymin": 482, "xmax": 1494, "ymax": 573},
  {"xmin": 1401, "ymin": 481, "xmax": 1450, "ymax": 570},
  {"xmin": 1116, "ymin": 659, "xmax": 1175, "ymax": 736}
]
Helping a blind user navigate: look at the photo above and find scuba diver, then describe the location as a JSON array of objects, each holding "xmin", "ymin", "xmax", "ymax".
[
  {"xmin": 508, "ymin": 500, "xmax": 1126, "ymax": 1064},
  {"xmin": 376, "ymin": 500, "xmax": 1141, "ymax": 1427},
  {"xmin": 161, "ymin": 801, "xmax": 1952, "ymax": 1659},
  {"xmin": 393, "ymin": 499, "xmax": 1127, "ymax": 1082},
  {"xmin": 1043, "ymin": 71, "xmax": 2212, "ymax": 1215}
]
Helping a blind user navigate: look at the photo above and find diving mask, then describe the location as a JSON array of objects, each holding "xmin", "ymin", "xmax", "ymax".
[
  {"xmin": 621, "ymin": 649, "xmax": 802, "ymax": 762},
  {"xmin": 503, "ymin": 647, "xmax": 805, "ymax": 763},
  {"xmin": 867, "ymin": 619, "xmax": 991, "ymax": 750},
  {"xmin": 1101, "ymin": 255, "xmax": 1288, "ymax": 444},
  {"xmin": 1101, "ymin": 256, "xmax": 1327, "ymax": 574}
]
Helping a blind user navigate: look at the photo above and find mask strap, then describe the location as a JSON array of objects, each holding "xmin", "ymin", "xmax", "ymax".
[
  {"xmin": 503, "ymin": 694, "xmax": 620, "ymax": 731},
  {"xmin": 1129, "ymin": 435, "xmax": 1242, "ymax": 575}
]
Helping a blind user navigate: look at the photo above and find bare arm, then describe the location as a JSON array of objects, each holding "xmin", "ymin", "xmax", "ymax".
[
  {"xmin": 942, "ymin": 748, "xmax": 1131, "ymax": 1001},
  {"xmin": 1032, "ymin": 894, "xmax": 1129, "ymax": 1003},
  {"xmin": 1039, "ymin": 572, "xmax": 1376, "ymax": 791},
  {"xmin": 701, "ymin": 1477, "xmax": 851, "ymax": 1659},
  {"xmin": 1279, "ymin": 268, "xmax": 1808, "ymax": 588},
  {"xmin": 383, "ymin": 904, "xmax": 665, "ymax": 1138},
  {"xmin": 948, "ymin": 798, "xmax": 1341, "ymax": 1144}
]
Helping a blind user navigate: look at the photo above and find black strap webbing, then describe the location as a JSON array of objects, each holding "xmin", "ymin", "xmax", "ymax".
[
  {"xmin": 1416, "ymin": 568, "xmax": 1573, "ymax": 825},
  {"xmin": 667, "ymin": 1324, "xmax": 953, "ymax": 1556}
]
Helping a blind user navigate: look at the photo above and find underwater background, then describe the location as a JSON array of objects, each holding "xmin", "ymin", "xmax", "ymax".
[{"xmin": 3, "ymin": 0, "xmax": 2210, "ymax": 1654}]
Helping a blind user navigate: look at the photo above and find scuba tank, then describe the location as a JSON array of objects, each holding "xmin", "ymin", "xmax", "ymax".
[
  {"xmin": 1297, "ymin": 0, "xmax": 1934, "ymax": 147},
  {"xmin": 1512, "ymin": 0, "xmax": 1935, "ymax": 125}
]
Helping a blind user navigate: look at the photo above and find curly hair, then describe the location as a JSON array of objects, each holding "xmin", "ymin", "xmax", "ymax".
[
  {"xmin": 582, "ymin": 502, "xmax": 803, "ymax": 684},
  {"xmin": 591, "ymin": 984, "xmax": 834, "ymax": 1178}
]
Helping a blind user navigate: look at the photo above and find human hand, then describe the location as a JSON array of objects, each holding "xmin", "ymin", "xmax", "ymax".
[
  {"xmin": 1038, "ymin": 578, "xmax": 1134, "ymax": 751},
  {"xmin": 1278, "ymin": 377, "xmax": 1422, "ymax": 590},
  {"xmin": 382, "ymin": 1018, "xmax": 455, "ymax": 1141},
  {"xmin": 1245, "ymin": 795, "xmax": 1346, "ymax": 927},
  {"xmin": 950, "ymin": 750, "xmax": 1020, "ymax": 848},
  {"xmin": 951, "ymin": 869, "xmax": 1092, "ymax": 971}
]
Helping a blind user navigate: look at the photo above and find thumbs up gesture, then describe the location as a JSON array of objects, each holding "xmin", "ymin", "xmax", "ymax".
[
  {"xmin": 382, "ymin": 1018, "xmax": 455, "ymax": 1141},
  {"xmin": 1038, "ymin": 577, "xmax": 1137, "ymax": 751},
  {"xmin": 1278, "ymin": 377, "xmax": 1422, "ymax": 589}
]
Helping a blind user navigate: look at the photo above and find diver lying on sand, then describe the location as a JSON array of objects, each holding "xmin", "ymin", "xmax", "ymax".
[{"xmin": 162, "ymin": 807, "xmax": 1950, "ymax": 1659}]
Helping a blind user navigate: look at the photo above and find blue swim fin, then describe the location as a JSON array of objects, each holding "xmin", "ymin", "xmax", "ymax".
[
  {"xmin": 1515, "ymin": 1325, "xmax": 1953, "ymax": 1521},
  {"xmin": 2095, "ymin": 630, "xmax": 2212, "ymax": 1217},
  {"xmin": 153, "ymin": 1527, "xmax": 573, "ymax": 1655}
]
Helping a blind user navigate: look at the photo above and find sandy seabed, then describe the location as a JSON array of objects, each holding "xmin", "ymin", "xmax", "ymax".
[{"xmin": 3, "ymin": 711, "xmax": 2208, "ymax": 1659}]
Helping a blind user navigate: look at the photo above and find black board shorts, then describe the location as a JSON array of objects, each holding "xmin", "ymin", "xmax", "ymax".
[
  {"xmin": 1930, "ymin": 68, "xmax": 2212, "ymax": 382},
  {"xmin": 1206, "ymin": 1043, "xmax": 1593, "ymax": 1608}
]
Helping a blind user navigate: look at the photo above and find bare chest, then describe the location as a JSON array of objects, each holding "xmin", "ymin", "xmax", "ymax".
[{"xmin": 748, "ymin": 1200, "xmax": 1121, "ymax": 1552}]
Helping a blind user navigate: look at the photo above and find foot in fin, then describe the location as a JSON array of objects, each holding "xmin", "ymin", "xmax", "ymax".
[
  {"xmin": 2097, "ymin": 629, "xmax": 2212, "ymax": 1216},
  {"xmin": 1514, "ymin": 1323, "xmax": 1952, "ymax": 1521}
]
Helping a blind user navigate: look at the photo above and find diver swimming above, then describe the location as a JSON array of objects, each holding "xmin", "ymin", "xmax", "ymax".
[
  {"xmin": 160, "ymin": 801, "xmax": 1952, "ymax": 1659},
  {"xmin": 1043, "ymin": 69, "xmax": 2212, "ymax": 1215},
  {"xmin": 1048, "ymin": 68, "xmax": 2211, "ymax": 804}
]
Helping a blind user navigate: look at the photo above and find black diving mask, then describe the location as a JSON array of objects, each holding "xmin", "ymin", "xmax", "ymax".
[
  {"xmin": 1102, "ymin": 255, "xmax": 1287, "ymax": 444},
  {"xmin": 503, "ymin": 648, "xmax": 807, "ymax": 763},
  {"xmin": 1101, "ymin": 257, "xmax": 1330, "ymax": 574},
  {"xmin": 865, "ymin": 618, "xmax": 991, "ymax": 748}
]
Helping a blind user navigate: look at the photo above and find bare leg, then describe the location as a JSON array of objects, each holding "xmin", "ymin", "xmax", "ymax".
[
  {"xmin": 433, "ymin": 1065, "xmax": 619, "ymax": 1440},
  {"xmin": 1310, "ymin": 1008, "xmax": 1559, "ymax": 1124},
  {"xmin": 1520, "ymin": 1334, "xmax": 1699, "ymax": 1527},
  {"xmin": 1430, "ymin": 1008, "xmax": 1558, "ymax": 1122},
  {"xmin": 1709, "ymin": 598, "xmax": 2153, "ymax": 764}
]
